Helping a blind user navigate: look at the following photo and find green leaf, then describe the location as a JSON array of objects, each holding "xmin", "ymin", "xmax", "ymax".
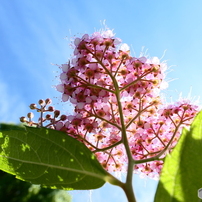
[
  {"xmin": 0, "ymin": 170, "xmax": 72, "ymax": 202},
  {"xmin": 154, "ymin": 111, "xmax": 202, "ymax": 202},
  {"xmin": 0, "ymin": 123, "xmax": 25, "ymax": 131},
  {"xmin": 0, "ymin": 124, "xmax": 110, "ymax": 190}
]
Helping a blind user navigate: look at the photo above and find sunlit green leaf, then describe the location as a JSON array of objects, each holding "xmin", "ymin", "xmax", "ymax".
[
  {"xmin": 0, "ymin": 124, "xmax": 110, "ymax": 190},
  {"xmin": 154, "ymin": 111, "xmax": 202, "ymax": 201}
]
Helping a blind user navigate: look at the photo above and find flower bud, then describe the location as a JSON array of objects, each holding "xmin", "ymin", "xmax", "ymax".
[
  {"xmin": 45, "ymin": 98, "xmax": 52, "ymax": 105},
  {"xmin": 38, "ymin": 99, "xmax": 45, "ymax": 106},
  {"xmin": 54, "ymin": 110, "xmax": 60, "ymax": 118},
  {"xmin": 27, "ymin": 112, "xmax": 34, "ymax": 119},
  {"xmin": 29, "ymin": 103, "xmax": 37, "ymax": 109},
  {"xmin": 60, "ymin": 115, "xmax": 67, "ymax": 121},
  {"xmin": 20, "ymin": 116, "xmax": 27, "ymax": 122},
  {"xmin": 47, "ymin": 106, "xmax": 54, "ymax": 112},
  {"xmin": 45, "ymin": 114, "xmax": 52, "ymax": 120}
]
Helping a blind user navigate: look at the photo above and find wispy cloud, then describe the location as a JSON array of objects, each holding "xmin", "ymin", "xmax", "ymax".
[{"xmin": 0, "ymin": 78, "xmax": 28, "ymax": 123}]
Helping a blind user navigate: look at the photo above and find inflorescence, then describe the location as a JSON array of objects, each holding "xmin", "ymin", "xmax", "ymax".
[
  {"xmin": 21, "ymin": 29, "xmax": 199, "ymax": 178},
  {"xmin": 20, "ymin": 98, "xmax": 67, "ymax": 129}
]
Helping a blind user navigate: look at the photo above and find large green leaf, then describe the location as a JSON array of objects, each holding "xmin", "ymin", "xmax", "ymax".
[
  {"xmin": 0, "ymin": 124, "xmax": 110, "ymax": 190},
  {"xmin": 154, "ymin": 111, "xmax": 202, "ymax": 202}
]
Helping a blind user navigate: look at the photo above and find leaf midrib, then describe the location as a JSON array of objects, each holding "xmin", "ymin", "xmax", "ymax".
[{"xmin": 0, "ymin": 154, "xmax": 106, "ymax": 181}]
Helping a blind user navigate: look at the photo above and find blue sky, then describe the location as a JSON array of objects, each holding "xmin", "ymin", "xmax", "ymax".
[{"xmin": 1, "ymin": 0, "xmax": 202, "ymax": 201}]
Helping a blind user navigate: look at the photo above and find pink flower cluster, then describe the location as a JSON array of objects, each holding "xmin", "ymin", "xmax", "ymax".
[
  {"xmin": 55, "ymin": 29, "xmax": 199, "ymax": 177},
  {"xmin": 24, "ymin": 29, "xmax": 199, "ymax": 178}
]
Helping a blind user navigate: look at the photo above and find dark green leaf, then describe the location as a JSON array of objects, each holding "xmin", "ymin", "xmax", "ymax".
[
  {"xmin": 0, "ymin": 170, "xmax": 72, "ymax": 202},
  {"xmin": 0, "ymin": 124, "xmax": 110, "ymax": 190},
  {"xmin": 0, "ymin": 123, "xmax": 25, "ymax": 131},
  {"xmin": 154, "ymin": 111, "xmax": 202, "ymax": 202}
]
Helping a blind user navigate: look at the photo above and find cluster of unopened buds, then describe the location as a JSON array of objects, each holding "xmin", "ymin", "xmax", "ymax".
[
  {"xmin": 21, "ymin": 29, "xmax": 199, "ymax": 178},
  {"xmin": 20, "ymin": 98, "xmax": 67, "ymax": 129}
]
